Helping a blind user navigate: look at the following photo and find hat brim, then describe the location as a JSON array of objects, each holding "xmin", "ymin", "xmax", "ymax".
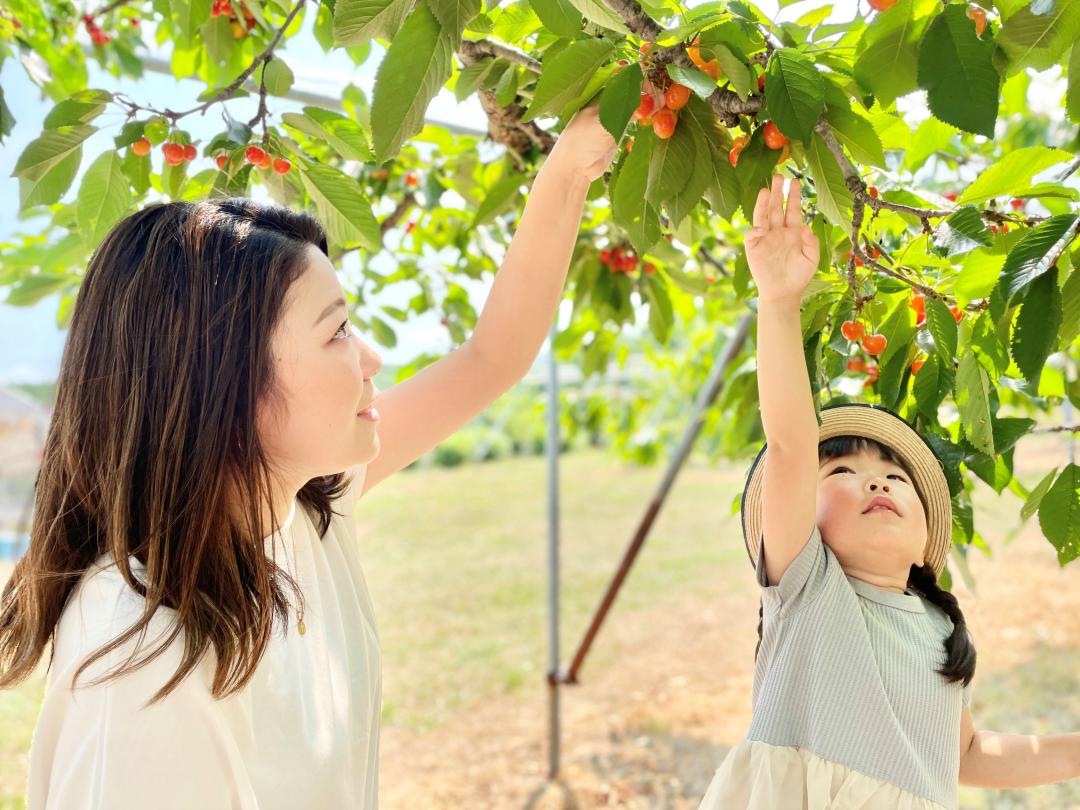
[{"xmin": 741, "ymin": 403, "xmax": 953, "ymax": 578}]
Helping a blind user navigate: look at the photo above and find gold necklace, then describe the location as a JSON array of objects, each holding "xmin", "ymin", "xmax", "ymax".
[{"xmin": 278, "ymin": 524, "xmax": 306, "ymax": 637}]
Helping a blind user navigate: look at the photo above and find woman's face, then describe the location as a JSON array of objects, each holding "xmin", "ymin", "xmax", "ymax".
[
  {"xmin": 257, "ymin": 245, "xmax": 383, "ymax": 482},
  {"xmin": 816, "ymin": 446, "xmax": 928, "ymax": 577}
]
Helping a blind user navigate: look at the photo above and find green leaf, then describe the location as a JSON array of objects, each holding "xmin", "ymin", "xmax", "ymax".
[
  {"xmin": 1037, "ymin": 464, "xmax": 1080, "ymax": 565},
  {"xmin": 562, "ymin": 0, "xmax": 628, "ymax": 33},
  {"xmin": 300, "ymin": 163, "xmax": 382, "ymax": 252},
  {"xmin": 12, "ymin": 125, "xmax": 95, "ymax": 210},
  {"xmin": 454, "ymin": 58, "xmax": 496, "ymax": 101},
  {"xmin": 913, "ymin": 353, "xmax": 954, "ymax": 421},
  {"xmin": 955, "ymin": 351, "xmax": 994, "ymax": 456},
  {"xmin": 713, "ymin": 42, "xmax": 754, "ymax": 101},
  {"xmin": 171, "ymin": 0, "xmax": 212, "ymax": 43},
  {"xmin": 1022, "ymin": 467, "xmax": 1058, "ymax": 522},
  {"xmin": 999, "ymin": 0, "xmax": 1080, "ymax": 73},
  {"xmin": 370, "ymin": 3, "xmax": 454, "ymax": 163},
  {"xmin": 599, "ymin": 63, "xmax": 642, "ymax": 140},
  {"xmin": 334, "ymin": 0, "xmax": 413, "ymax": 44},
  {"xmin": 667, "ymin": 121, "xmax": 712, "ymax": 227},
  {"xmin": 925, "ymin": 295, "xmax": 958, "ymax": 366},
  {"xmin": 42, "ymin": 90, "xmax": 113, "ymax": 129},
  {"xmin": 853, "ymin": 0, "xmax": 937, "ymax": 106},
  {"xmin": 823, "ymin": 106, "xmax": 885, "ymax": 168},
  {"xmin": 805, "ymin": 130, "xmax": 852, "ymax": 228},
  {"xmin": 76, "ymin": 151, "xmax": 132, "ymax": 248},
  {"xmin": 957, "ymin": 146, "xmax": 1072, "ymax": 205},
  {"xmin": 994, "ymin": 214, "xmax": 1080, "ymax": 308},
  {"xmin": 3, "ymin": 273, "xmax": 73, "ymax": 306},
  {"xmin": 612, "ymin": 127, "xmax": 661, "ymax": 255},
  {"xmin": 646, "ymin": 118, "xmax": 695, "ymax": 205},
  {"xmin": 917, "ymin": 4, "xmax": 1000, "ymax": 137},
  {"xmin": 369, "ymin": 315, "xmax": 399, "ymax": 348},
  {"xmin": 1068, "ymin": 42, "xmax": 1080, "ymax": 125},
  {"xmin": 763, "ymin": 48, "xmax": 824, "ymax": 143},
  {"xmin": 281, "ymin": 107, "xmax": 373, "ymax": 162},
  {"xmin": 665, "ymin": 63, "xmax": 719, "ymax": 101},
  {"xmin": 1011, "ymin": 266, "xmax": 1062, "ymax": 391},
  {"xmin": 473, "ymin": 170, "xmax": 523, "ymax": 226},
  {"xmin": 261, "ymin": 57, "xmax": 294, "ymax": 97},
  {"xmin": 523, "ymin": 38, "xmax": 614, "ymax": 122},
  {"xmin": 528, "ymin": 0, "xmax": 582, "ymax": 38},
  {"xmin": 932, "ymin": 205, "xmax": 993, "ymax": 256},
  {"xmin": 426, "ymin": 0, "xmax": 482, "ymax": 42}
]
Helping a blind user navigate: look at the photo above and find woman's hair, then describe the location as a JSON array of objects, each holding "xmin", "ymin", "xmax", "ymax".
[
  {"xmin": 0, "ymin": 198, "xmax": 356, "ymax": 704},
  {"xmin": 754, "ymin": 434, "xmax": 976, "ymax": 689}
]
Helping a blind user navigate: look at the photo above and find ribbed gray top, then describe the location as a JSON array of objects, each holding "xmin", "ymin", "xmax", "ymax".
[{"xmin": 748, "ymin": 524, "xmax": 972, "ymax": 809}]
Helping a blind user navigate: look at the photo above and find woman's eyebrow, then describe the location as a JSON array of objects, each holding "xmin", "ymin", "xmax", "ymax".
[{"xmin": 313, "ymin": 298, "xmax": 346, "ymax": 328}]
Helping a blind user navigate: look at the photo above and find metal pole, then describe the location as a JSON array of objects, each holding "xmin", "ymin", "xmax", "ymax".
[
  {"xmin": 545, "ymin": 324, "xmax": 561, "ymax": 779},
  {"xmin": 562, "ymin": 313, "xmax": 753, "ymax": 684}
]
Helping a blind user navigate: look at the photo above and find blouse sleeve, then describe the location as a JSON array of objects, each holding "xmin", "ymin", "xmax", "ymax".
[
  {"xmin": 754, "ymin": 523, "xmax": 830, "ymax": 616},
  {"xmin": 28, "ymin": 611, "xmax": 255, "ymax": 809}
]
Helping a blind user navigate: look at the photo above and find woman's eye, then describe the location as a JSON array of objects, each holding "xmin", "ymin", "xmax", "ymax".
[{"xmin": 333, "ymin": 319, "xmax": 351, "ymax": 340}]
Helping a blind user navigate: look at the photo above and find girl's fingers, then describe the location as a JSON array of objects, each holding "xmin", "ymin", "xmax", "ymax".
[
  {"xmin": 785, "ymin": 178, "xmax": 803, "ymax": 228},
  {"xmin": 752, "ymin": 186, "xmax": 770, "ymax": 229},
  {"xmin": 768, "ymin": 174, "xmax": 785, "ymax": 229}
]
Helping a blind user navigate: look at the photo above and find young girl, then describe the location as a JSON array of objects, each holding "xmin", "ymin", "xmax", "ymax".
[
  {"xmin": 698, "ymin": 174, "xmax": 1080, "ymax": 809},
  {"xmin": 0, "ymin": 107, "xmax": 616, "ymax": 809}
]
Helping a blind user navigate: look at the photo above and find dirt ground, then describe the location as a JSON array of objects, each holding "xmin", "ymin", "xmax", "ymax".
[{"xmin": 379, "ymin": 436, "xmax": 1080, "ymax": 809}]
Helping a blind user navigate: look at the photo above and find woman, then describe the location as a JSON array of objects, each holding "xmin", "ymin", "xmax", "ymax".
[{"xmin": 0, "ymin": 107, "xmax": 617, "ymax": 809}]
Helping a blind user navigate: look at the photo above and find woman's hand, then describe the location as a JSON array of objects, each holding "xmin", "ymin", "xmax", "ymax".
[
  {"xmin": 547, "ymin": 104, "xmax": 618, "ymax": 184},
  {"xmin": 745, "ymin": 174, "xmax": 820, "ymax": 306}
]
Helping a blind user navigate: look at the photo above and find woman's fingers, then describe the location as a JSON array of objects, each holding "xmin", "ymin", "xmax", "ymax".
[
  {"xmin": 752, "ymin": 186, "xmax": 771, "ymax": 229},
  {"xmin": 768, "ymin": 174, "xmax": 786, "ymax": 229},
  {"xmin": 785, "ymin": 178, "xmax": 802, "ymax": 228}
]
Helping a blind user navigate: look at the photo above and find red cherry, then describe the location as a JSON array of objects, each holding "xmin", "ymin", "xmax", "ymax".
[
  {"xmin": 215, "ymin": 153, "xmax": 228, "ymax": 170},
  {"xmin": 257, "ymin": 153, "xmax": 273, "ymax": 170},
  {"xmin": 1010, "ymin": 198, "xmax": 1023, "ymax": 209},
  {"xmin": 1001, "ymin": 223, "xmax": 1009, "ymax": 234},
  {"xmin": 245, "ymin": 145, "xmax": 266, "ymax": 164},
  {"xmin": 871, "ymin": 246, "xmax": 881, "ymax": 260},
  {"xmin": 131, "ymin": 137, "xmax": 151, "ymax": 157},
  {"xmin": 910, "ymin": 294, "xmax": 925, "ymax": 315},
  {"xmin": 728, "ymin": 147, "xmax": 741, "ymax": 167},
  {"xmin": 990, "ymin": 224, "xmax": 999, "ymax": 235},
  {"xmin": 162, "ymin": 142, "xmax": 184, "ymax": 164},
  {"xmin": 652, "ymin": 108, "xmax": 677, "ymax": 139},
  {"xmin": 644, "ymin": 262, "xmax": 656, "ymax": 275},
  {"xmin": 405, "ymin": 221, "xmax": 416, "ymax": 233},
  {"xmin": 633, "ymin": 93, "xmax": 656, "ymax": 121},
  {"xmin": 182, "ymin": 144, "xmax": 197, "ymax": 161},
  {"xmin": 600, "ymin": 249, "xmax": 611, "ymax": 264},
  {"xmin": 944, "ymin": 191, "xmax": 958, "ymax": 202},
  {"xmin": 757, "ymin": 73, "xmax": 765, "ymax": 92},
  {"xmin": 912, "ymin": 359, "xmax": 924, "ymax": 375},
  {"xmin": 862, "ymin": 334, "xmax": 887, "ymax": 356},
  {"xmin": 664, "ymin": 83, "xmax": 691, "ymax": 111},
  {"xmin": 868, "ymin": 0, "xmax": 898, "ymax": 9},
  {"xmin": 916, "ymin": 312, "xmax": 926, "ymax": 326},
  {"xmin": 762, "ymin": 121, "xmax": 787, "ymax": 150},
  {"xmin": 273, "ymin": 157, "xmax": 291, "ymax": 174},
  {"xmin": 841, "ymin": 320, "xmax": 866, "ymax": 341},
  {"xmin": 950, "ymin": 305, "xmax": 964, "ymax": 323},
  {"xmin": 405, "ymin": 172, "xmax": 419, "ymax": 187},
  {"xmin": 846, "ymin": 357, "xmax": 867, "ymax": 373},
  {"xmin": 868, "ymin": 186, "xmax": 879, "ymax": 198},
  {"xmin": 866, "ymin": 363, "xmax": 879, "ymax": 379}
]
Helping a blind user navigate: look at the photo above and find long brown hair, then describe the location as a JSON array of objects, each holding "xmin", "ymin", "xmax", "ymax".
[{"xmin": 0, "ymin": 198, "xmax": 353, "ymax": 704}]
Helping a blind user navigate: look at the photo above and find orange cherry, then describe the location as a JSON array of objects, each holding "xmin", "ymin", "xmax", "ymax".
[
  {"xmin": 862, "ymin": 334, "xmax": 888, "ymax": 356},
  {"xmin": 841, "ymin": 320, "xmax": 866, "ymax": 341}
]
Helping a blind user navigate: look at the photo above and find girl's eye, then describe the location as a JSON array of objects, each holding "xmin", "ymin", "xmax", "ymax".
[
  {"xmin": 333, "ymin": 319, "xmax": 351, "ymax": 341},
  {"xmin": 831, "ymin": 465, "xmax": 907, "ymax": 483}
]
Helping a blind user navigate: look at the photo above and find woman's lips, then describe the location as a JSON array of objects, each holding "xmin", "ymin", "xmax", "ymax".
[{"xmin": 357, "ymin": 407, "xmax": 380, "ymax": 423}]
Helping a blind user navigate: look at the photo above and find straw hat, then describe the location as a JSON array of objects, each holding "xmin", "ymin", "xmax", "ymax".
[{"xmin": 741, "ymin": 403, "xmax": 953, "ymax": 578}]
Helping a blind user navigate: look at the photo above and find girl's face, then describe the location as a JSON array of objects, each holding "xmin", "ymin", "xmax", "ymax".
[
  {"xmin": 816, "ymin": 446, "xmax": 928, "ymax": 581},
  {"xmin": 257, "ymin": 245, "xmax": 383, "ymax": 483}
]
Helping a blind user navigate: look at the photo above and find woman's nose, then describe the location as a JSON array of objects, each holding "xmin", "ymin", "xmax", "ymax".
[{"xmin": 362, "ymin": 341, "xmax": 382, "ymax": 380}]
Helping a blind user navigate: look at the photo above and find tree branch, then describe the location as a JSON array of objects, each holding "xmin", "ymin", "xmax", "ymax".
[{"xmin": 459, "ymin": 38, "xmax": 542, "ymax": 73}]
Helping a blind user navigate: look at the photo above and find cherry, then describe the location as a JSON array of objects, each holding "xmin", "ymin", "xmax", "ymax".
[
  {"xmin": 633, "ymin": 93, "xmax": 656, "ymax": 121},
  {"xmin": 132, "ymin": 137, "xmax": 151, "ymax": 157},
  {"xmin": 182, "ymin": 144, "xmax": 197, "ymax": 161},
  {"xmin": 405, "ymin": 221, "xmax": 416, "ymax": 233},
  {"xmin": 757, "ymin": 73, "xmax": 765, "ymax": 93},
  {"xmin": 866, "ymin": 363, "xmax": 879, "ymax": 380},
  {"xmin": 729, "ymin": 134, "xmax": 748, "ymax": 167},
  {"xmin": 870, "ymin": 246, "xmax": 881, "ymax": 260},
  {"xmin": 245, "ymin": 145, "xmax": 267, "ymax": 164},
  {"xmin": 371, "ymin": 168, "xmax": 389, "ymax": 180},
  {"xmin": 653, "ymin": 108, "xmax": 677, "ymax": 139},
  {"xmin": 644, "ymin": 262, "xmax": 656, "ymax": 276},
  {"xmin": 762, "ymin": 121, "xmax": 787, "ymax": 150},
  {"xmin": 950, "ymin": 305, "xmax": 964, "ymax": 323},
  {"xmin": 215, "ymin": 153, "xmax": 228, "ymax": 170},
  {"xmin": 846, "ymin": 249, "xmax": 863, "ymax": 267},
  {"xmin": 705, "ymin": 274, "xmax": 716, "ymax": 284},
  {"xmin": 868, "ymin": 0, "xmax": 897, "ymax": 9},
  {"xmin": 862, "ymin": 334, "xmax": 887, "ymax": 356},
  {"xmin": 990, "ymin": 224, "xmax": 999, "ymax": 235},
  {"xmin": 967, "ymin": 5, "xmax": 987, "ymax": 36},
  {"xmin": 273, "ymin": 157, "xmax": 292, "ymax": 174},
  {"xmin": 841, "ymin": 320, "xmax": 866, "ymax": 341},
  {"xmin": 701, "ymin": 60, "xmax": 720, "ymax": 80},
  {"xmin": 944, "ymin": 191, "xmax": 957, "ymax": 202},
  {"xmin": 405, "ymin": 171, "xmax": 419, "ymax": 187},
  {"xmin": 728, "ymin": 147, "xmax": 740, "ymax": 168},
  {"xmin": 162, "ymin": 143, "xmax": 185, "ymax": 166},
  {"xmin": 625, "ymin": 138, "xmax": 634, "ymax": 154},
  {"xmin": 916, "ymin": 312, "xmax": 926, "ymax": 326},
  {"xmin": 664, "ymin": 83, "xmax": 691, "ymax": 111},
  {"xmin": 687, "ymin": 38, "xmax": 705, "ymax": 68},
  {"xmin": 600, "ymin": 249, "xmax": 611, "ymax": 264},
  {"xmin": 912, "ymin": 359, "xmax": 924, "ymax": 375},
  {"xmin": 847, "ymin": 358, "xmax": 867, "ymax": 373},
  {"xmin": 639, "ymin": 42, "xmax": 652, "ymax": 56},
  {"xmin": 868, "ymin": 185, "xmax": 879, "ymax": 198},
  {"xmin": 910, "ymin": 294, "xmax": 925, "ymax": 315},
  {"xmin": 1010, "ymin": 198, "xmax": 1023, "ymax": 209},
  {"xmin": 257, "ymin": 153, "xmax": 273, "ymax": 170},
  {"xmin": 1001, "ymin": 223, "xmax": 1009, "ymax": 234}
]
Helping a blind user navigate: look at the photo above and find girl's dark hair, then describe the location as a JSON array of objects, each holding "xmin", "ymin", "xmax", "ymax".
[
  {"xmin": 754, "ymin": 434, "xmax": 976, "ymax": 689},
  {"xmin": 0, "ymin": 198, "xmax": 355, "ymax": 704}
]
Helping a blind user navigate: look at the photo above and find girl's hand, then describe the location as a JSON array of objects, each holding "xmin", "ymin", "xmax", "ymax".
[
  {"xmin": 547, "ymin": 105, "xmax": 618, "ymax": 184},
  {"xmin": 745, "ymin": 174, "xmax": 820, "ymax": 306}
]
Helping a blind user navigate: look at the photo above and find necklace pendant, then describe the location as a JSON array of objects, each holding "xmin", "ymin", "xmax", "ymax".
[{"xmin": 297, "ymin": 618, "xmax": 306, "ymax": 636}]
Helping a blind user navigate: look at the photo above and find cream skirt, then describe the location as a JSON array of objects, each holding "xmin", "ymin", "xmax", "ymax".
[{"xmin": 697, "ymin": 739, "xmax": 953, "ymax": 810}]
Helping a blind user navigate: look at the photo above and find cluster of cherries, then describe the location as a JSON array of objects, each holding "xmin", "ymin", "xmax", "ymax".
[
  {"xmin": 128, "ymin": 136, "xmax": 291, "ymax": 174},
  {"xmin": 211, "ymin": 0, "xmax": 257, "ymax": 37},
  {"xmin": 600, "ymin": 245, "xmax": 656, "ymax": 275},
  {"xmin": 243, "ymin": 145, "xmax": 291, "ymax": 174},
  {"xmin": 630, "ymin": 78, "xmax": 691, "ymax": 141},
  {"xmin": 81, "ymin": 13, "xmax": 113, "ymax": 45},
  {"xmin": 729, "ymin": 120, "xmax": 788, "ymax": 167}
]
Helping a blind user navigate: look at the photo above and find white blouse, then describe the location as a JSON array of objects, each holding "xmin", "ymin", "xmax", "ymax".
[{"xmin": 26, "ymin": 467, "xmax": 382, "ymax": 809}]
